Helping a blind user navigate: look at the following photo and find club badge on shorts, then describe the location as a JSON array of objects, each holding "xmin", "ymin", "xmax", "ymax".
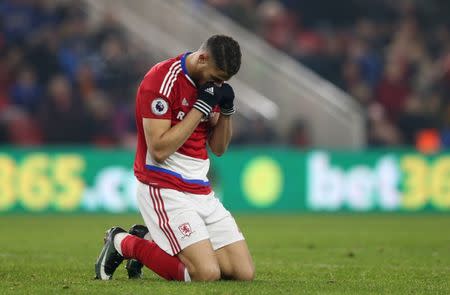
[
  {"xmin": 178, "ymin": 223, "xmax": 193, "ymax": 237},
  {"xmin": 151, "ymin": 98, "xmax": 168, "ymax": 115}
]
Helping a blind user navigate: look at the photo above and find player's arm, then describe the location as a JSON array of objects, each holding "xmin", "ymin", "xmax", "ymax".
[
  {"xmin": 144, "ymin": 82, "xmax": 220, "ymax": 163},
  {"xmin": 208, "ymin": 115, "xmax": 232, "ymax": 156},
  {"xmin": 208, "ymin": 84, "xmax": 236, "ymax": 156},
  {"xmin": 143, "ymin": 111, "xmax": 203, "ymax": 163}
]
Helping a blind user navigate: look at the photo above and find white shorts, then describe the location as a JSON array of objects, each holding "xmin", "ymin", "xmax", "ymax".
[{"xmin": 136, "ymin": 181, "xmax": 245, "ymax": 256}]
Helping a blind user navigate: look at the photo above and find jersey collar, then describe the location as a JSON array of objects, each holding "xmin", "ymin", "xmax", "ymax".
[{"xmin": 181, "ymin": 52, "xmax": 196, "ymax": 87}]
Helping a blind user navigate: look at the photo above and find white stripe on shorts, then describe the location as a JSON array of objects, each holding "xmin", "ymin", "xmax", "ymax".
[{"xmin": 149, "ymin": 186, "xmax": 181, "ymax": 253}]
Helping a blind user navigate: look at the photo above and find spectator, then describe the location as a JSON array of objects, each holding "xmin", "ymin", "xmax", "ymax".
[
  {"xmin": 3, "ymin": 108, "xmax": 42, "ymax": 145},
  {"xmin": 374, "ymin": 60, "xmax": 411, "ymax": 123},
  {"xmin": 98, "ymin": 36, "xmax": 133, "ymax": 103},
  {"xmin": 85, "ymin": 90, "xmax": 117, "ymax": 146},
  {"xmin": 0, "ymin": 0, "xmax": 38, "ymax": 44},
  {"xmin": 397, "ymin": 94, "xmax": 435, "ymax": 145},
  {"xmin": 10, "ymin": 66, "xmax": 42, "ymax": 114},
  {"xmin": 26, "ymin": 27, "xmax": 63, "ymax": 84},
  {"xmin": 287, "ymin": 119, "xmax": 310, "ymax": 148},
  {"xmin": 38, "ymin": 75, "xmax": 93, "ymax": 143},
  {"xmin": 0, "ymin": 56, "xmax": 13, "ymax": 111},
  {"xmin": 367, "ymin": 103, "xmax": 402, "ymax": 146}
]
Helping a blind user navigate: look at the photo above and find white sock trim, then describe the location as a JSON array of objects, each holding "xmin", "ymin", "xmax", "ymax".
[
  {"xmin": 184, "ymin": 268, "xmax": 191, "ymax": 282},
  {"xmin": 113, "ymin": 232, "xmax": 129, "ymax": 256}
]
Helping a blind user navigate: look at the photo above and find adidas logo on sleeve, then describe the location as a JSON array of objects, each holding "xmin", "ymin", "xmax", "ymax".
[{"xmin": 204, "ymin": 87, "xmax": 214, "ymax": 95}]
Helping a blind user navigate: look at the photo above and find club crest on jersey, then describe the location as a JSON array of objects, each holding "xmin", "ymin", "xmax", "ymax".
[
  {"xmin": 178, "ymin": 223, "xmax": 193, "ymax": 237},
  {"xmin": 151, "ymin": 98, "xmax": 168, "ymax": 115}
]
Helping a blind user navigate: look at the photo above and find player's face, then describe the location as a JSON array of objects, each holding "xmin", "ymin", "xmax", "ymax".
[
  {"xmin": 202, "ymin": 66, "xmax": 228, "ymax": 86},
  {"xmin": 197, "ymin": 53, "xmax": 229, "ymax": 86}
]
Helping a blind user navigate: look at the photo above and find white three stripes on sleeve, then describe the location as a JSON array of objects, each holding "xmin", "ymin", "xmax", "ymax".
[
  {"xmin": 164, "ymin": 67, "xmax": 182, "ymax": 97},
  {"xmin": 159, "ymin": 61, "xmax": 181, "ymax": 98}
]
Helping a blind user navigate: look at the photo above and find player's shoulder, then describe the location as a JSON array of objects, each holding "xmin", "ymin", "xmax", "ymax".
[{"xmin": 140, "ymin": 55, "xmax": 183, "ymax": 98}]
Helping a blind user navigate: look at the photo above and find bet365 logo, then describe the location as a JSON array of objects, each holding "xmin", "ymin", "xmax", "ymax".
[{"xmin": 307, "ymin": 152, "xmax": 450, "ymax": 211}]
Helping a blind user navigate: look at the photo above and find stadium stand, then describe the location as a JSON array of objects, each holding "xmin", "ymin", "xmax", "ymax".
[
  {"xmin": 1, "ymin": 0, "xmax": 449, "ymax": 149},
  {"xmin": 203, "ymin": 0, "xmax": 450, "ymax": 148},
  {"xmin": 0, "ymin": 0, "xmax": 153, "ymax": 147}
]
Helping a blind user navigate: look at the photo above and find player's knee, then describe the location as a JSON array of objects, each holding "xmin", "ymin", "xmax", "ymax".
[
  {"xmin": 193, "ymin": 265, "xmax": 221, "ymax": 281},
  {"xmin": 235, "ymin": 264, "xmax": 255, "ymax": 281}
]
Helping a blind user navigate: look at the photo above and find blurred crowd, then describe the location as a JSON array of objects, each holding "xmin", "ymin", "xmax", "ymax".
[
  {"xmin": 0, "ymin": 0, "xmax": 153, "ymax": 147},
  {"xmin": 2, "ymin": 0, "xmax": 450, "ymax": 149},
  {"xmin": 204, "ymin": 0, "xmax": 450, "ymax": 149}
]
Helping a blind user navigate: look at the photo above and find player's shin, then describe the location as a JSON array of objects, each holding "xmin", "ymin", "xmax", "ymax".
[{"xmin": 115, "ymin": 234, "xmax": 190, "ymax": 282}]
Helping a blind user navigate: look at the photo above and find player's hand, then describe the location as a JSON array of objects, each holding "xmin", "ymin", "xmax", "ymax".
[
  {"xmin": 218, "ymin": 83, "xmax": 236, "ymax": 116},
  {"xmin": 194, "ymin": 82, "xmax": 220, "ymax": 117}
]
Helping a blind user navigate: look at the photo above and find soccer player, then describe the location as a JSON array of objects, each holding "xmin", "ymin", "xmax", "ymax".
[{"xmin": 95, "ymin": 35, "xmax": 254, "ymax": 282}]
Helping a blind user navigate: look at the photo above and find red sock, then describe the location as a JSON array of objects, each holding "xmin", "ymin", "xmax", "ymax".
[{"xmin": 121, "ymin": 235, "xmax": 186, "ymax": 281}]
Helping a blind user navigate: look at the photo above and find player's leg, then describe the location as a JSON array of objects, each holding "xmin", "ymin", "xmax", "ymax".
[
  {"xmin": 177, "ymin": 239, "xmax": 221, "ymax": 281},
  {"xmin": 123, "ymin": 183, "xmax": 190, "ymax": 280},
  {"xmin": 115, "ymin": 232, "xmax": 190, "ymax": 281},
  {"xmin": 95, "ymin": 183, "xmax": 190, "ymax": 281},
  {"xmin": 125, "ymin": 183, "xmax": 220, "ymax": 281},
  {"xmin": 215, "ymin": 240, "xmax": 254, "ymax": 281},
  {"xmin": 125, "ymin": 224, "xmax": 151, "ymax": 279},
  {"xmin": 95, "ymin": 182, "xmax": 188, "ymax": 281},
  {"xmin": 201, "ymin": 194, "xmax": 255, "ymax": 281}
]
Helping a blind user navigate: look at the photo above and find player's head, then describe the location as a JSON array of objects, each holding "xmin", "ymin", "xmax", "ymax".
[{"xmin": 194, "ymin": 35, "xmax": 241, "ymax": 85}]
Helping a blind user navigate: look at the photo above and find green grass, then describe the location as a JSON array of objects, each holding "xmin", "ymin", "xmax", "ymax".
[{"xmin": 0, "ymin": 214, "xmax": 449, "ymax": 294}]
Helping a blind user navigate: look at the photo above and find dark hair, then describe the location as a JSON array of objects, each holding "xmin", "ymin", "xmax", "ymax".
[{"xmin": 203, "ymin": 35, "xmax": 241, "ymax": 78}]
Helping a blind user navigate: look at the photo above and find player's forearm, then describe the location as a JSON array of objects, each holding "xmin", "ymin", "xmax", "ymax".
[
  {"xmin": 151, "ymin": 109, "xmax": 204, "ymax": 162},
  {"xmin": 208, "ymin": 115, "xmax": 232, "ymax": 156}
]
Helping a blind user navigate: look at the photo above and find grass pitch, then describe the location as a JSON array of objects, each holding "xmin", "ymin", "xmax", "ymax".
[{"xmin": 0, "ymin": 214, "xmax": 449, "ymax": 294}]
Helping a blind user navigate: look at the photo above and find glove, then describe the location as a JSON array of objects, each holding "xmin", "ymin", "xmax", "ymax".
[
  {"xmin": 219, "ymin": 83, "xmax": 236, "ymax": 116},
  {"xmin": 193, "ymin": 82, "xmax": 220, "ymax": 117}
]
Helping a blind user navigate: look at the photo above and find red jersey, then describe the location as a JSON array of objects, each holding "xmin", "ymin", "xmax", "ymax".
[{"xmin": 134, "ymin": 53, "xmax": 216, "ymax": 194}]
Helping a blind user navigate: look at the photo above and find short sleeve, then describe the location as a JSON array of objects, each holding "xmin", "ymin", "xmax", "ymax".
[{"xmin": 138, "ymin": 89, "xmax": 172, "ymax": 120}]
